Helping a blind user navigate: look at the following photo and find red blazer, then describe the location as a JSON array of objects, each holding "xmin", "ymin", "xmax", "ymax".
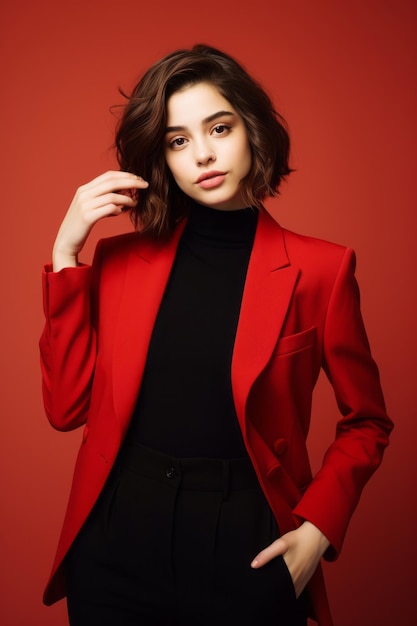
[{"xmin": 40, "ymin": 208, "xmax": 392, "ymax": 625}]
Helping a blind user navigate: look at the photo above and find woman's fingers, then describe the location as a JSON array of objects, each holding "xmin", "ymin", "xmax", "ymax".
[
  {"xmin": 78, "ymin": 170, "xmax": 149, "ymax": 199},
  {"xmin": 76, "ymin": 191, "xmax": 137, "ymax": 221},
  {"xmin": 250, "ymin": 537, "xmax": 288, "ymax": 568},
  {"xmin": 75, "ymin": 171, "xmax": 148, "ymax": 216},
  {"xmin": 250, "ymin": 522, "xmax": 330, "ymax": 599},
  {"xmin": 52, "ymin": 171, "xmax": 149, "ymax": 271}
]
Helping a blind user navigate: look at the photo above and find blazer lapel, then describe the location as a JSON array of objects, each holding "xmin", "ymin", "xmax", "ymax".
[
  {"xmin": 112, "ymin": 222, "xmax": 186, "ymax": 435},
  {"xmin": 231, "ymin": 209, "xmax": 299, "ymax": 436},
  {"xmin": 112, "ymin": 210, "xmax": 298, "ymax": 440}
]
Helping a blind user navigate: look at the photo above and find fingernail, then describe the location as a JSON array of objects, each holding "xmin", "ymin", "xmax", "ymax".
[{"xmin": 251, "ymin": 559, "xmax": 258, "ymax": 568}]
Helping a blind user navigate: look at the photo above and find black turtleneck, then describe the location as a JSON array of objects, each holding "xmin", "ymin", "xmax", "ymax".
[{"xmin": 127, "ymin": 202, "xmax": 258, "ymax": 458}]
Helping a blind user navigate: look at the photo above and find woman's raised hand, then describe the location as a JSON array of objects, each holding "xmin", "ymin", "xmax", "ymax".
[{"xmin": 52, "ymin": 171, "xmax": 149, "ymax": 271}]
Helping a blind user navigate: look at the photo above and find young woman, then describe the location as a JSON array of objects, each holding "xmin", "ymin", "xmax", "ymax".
[{"xmin": 40, "ymin": 44, "xmax": 393, "ymax": 626}]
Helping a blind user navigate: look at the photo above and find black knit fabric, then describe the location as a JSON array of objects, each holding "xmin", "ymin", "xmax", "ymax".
[{"xmin": 127, "ymin": 202, "xmax": 258, "ymax": 458}]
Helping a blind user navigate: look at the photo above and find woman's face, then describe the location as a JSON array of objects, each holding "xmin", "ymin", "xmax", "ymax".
[{"xmin": 164, "ymin": 82, "xmax": 252, "ymax": 211}]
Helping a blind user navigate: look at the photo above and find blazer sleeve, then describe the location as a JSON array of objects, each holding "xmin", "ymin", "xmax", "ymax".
[
  {"xmin": 39, "ymin": 242, "xmax": 104, "ymax": 431},
  {"xmin": 292, "ymin": 248, "xmax": 393, "ymax": 558}
]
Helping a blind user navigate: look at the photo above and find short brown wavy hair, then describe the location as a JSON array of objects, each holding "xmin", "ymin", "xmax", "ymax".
[{"xmin": 115, "ymin": 44, "xmax": 291, "ymax": 237}]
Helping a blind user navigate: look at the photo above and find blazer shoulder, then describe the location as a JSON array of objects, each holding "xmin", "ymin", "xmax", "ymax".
[
  {"xmin": 94, "ymin": 229, "xmax": 165, "ymax": 268},
  {"xmin": 97, "ymin": 231, "xmax": 144, "ymax": 257},
  {"xmin": 262, "ymin": 209, "xmax": 349, "ymax": 262},
  {"xmin": 262, "ymin": 211, "xmax": 355, "ymax": 280},
  {"xmin": 279, "ymin": 226, "xmax": 354, "ymax": 273},
  {"xmin": 282, "ymin": 227, "xmax": 348, "ymax": 256},
  {"xmin": 277, "ymin": 226, "xmax": 358, "ymax": 308}
]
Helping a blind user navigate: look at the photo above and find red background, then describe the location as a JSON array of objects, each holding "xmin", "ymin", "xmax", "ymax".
[{"xmin": 1, "ymin": 1, "xmax": 416, "ymax": 624}]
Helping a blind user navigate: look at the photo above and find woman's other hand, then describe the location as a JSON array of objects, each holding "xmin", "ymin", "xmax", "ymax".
[
  {"xmin": 251, "ymin": 521, "xmax": 330, "ymax": 599},
  {"xmin": 52, "ymin": 170, "xmax": 148, "ymax": 271}
]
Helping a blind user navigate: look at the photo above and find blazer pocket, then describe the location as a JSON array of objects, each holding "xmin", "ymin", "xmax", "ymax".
[{"xmin": 273, "ymin": 326, "xmax": 316, "ymax": 357}]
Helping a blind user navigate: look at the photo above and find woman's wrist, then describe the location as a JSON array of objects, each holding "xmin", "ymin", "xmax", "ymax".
[
  {"xmin": 301, "ymin": 520, "xmax": 331, "ymax": 556},
  {"xmin": 52, "ymin": 248, "xmax": 79, "ymax": 272}
]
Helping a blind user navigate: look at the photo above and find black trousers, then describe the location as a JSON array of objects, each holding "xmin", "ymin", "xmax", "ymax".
[{"xmin": 66, "ymin": 444, "xmax": 308, "ymax": 625}]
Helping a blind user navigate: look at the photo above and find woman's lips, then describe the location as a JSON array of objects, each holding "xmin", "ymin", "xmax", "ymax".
[{"xmin": 195, "ymin": 171, "xmax": 227, "ymax": 189}]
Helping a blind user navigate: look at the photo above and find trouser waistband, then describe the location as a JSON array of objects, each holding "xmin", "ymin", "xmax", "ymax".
[{"xmin": 119, "ymin": 443, "xmax": 260, "ymax": 494}]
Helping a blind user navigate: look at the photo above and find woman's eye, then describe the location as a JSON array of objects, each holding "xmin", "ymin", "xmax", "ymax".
[
  {"xmin": 213, "ymin": 124, "xmax": 231, "ymax": 135},
  {"xmin": 169, "ymin": 137, "xmax": 187, "ymax": 148}
]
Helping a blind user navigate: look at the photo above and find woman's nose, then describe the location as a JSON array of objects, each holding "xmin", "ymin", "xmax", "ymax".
[{"xmin": 195, "ymin": 141, "xmax": 216, "ymax": 165}]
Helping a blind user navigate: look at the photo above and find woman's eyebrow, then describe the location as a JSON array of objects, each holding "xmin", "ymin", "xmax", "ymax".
[{"xmin": 165, "ymin": 110, "xmax": 235, "ymax": 134}]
